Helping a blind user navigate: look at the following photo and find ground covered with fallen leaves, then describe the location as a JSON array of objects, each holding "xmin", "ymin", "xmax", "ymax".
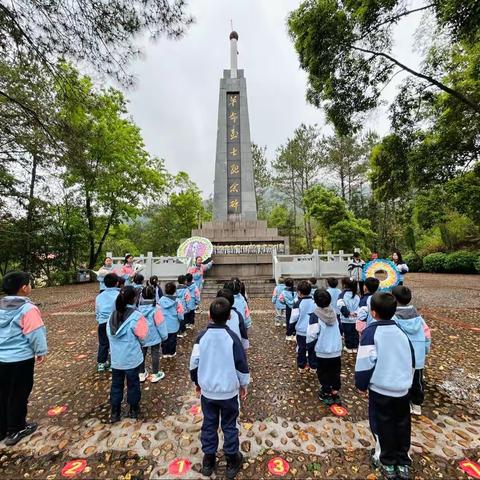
[{"xmin": 0, "ymin": 273, "xmax": 479, "ymax": 479}]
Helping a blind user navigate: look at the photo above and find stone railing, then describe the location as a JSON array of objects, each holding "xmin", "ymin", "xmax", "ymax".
[
  {"xmin": 106, "ymin": 252, "xmax": 189, "ymax": 281},
  {"xmin": 272, "ymin": 249, "xmax": 359, "ymax": 283}
]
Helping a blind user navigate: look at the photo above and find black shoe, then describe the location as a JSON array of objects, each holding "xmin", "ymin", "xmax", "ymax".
[
  {"xmin": 201, "ymin": 453, "xmax": 216, "ymax": 477},
  {"xmin": 110, "ymin": 405, "xmax": 121, "ymax": 424},
  {"xmin": 331, "ymin": 394, "xmax": 341, "ymax": 405},
  {"xmin": 226, "ymin": 452, "xmax": 243, "ymax": 480},
  {"xmin": 396, "ymin": 465, "xmax": 411, "ymax": 480},
  {"xmin": 128, "ymin": 404, "xmax": 140, "ymax": 419},
  {"xmin": 4, "ymin": 422, "xmax": 37, "ymax": 446},
  {"xmin": 318, "ymin": 391, "xmax": 334, "ymax": 405}
]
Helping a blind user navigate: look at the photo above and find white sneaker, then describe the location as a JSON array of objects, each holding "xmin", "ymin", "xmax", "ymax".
[
  {"xmin": 343, "ymin": 346, "xmax": 350, "ymax": 353},
  {"xmin": 177, "ymin": 332, "xmax": 187, "ymax": 338},
  {"xmin": 139, "ymin": 371, "xmax": 148, "ymax": 382},
  {"xmin": 411, "ymin": 403, "xmax": 422, "ymax": 415},
  {"xmin": 150, "ymin": 371, "xmax": 166, "ymax": 383},
  {"xmin": 163, "ymin": 352, "xmax": 176, "ymax": 359},
  {"xmin": 352, "ymin": 348, "xmax": 358, "ymax": 353},
  {"xmin": 274, "ymin": 321, "xmax": 281, "ymax": 327},
  {"xmin": 186, "ymin": 324, "xmax": 194, "ymax": 330}
]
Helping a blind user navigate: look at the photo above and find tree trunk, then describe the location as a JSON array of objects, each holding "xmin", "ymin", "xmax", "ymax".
[
  {"xmin": 339, "ymin": 166, "xmax": 346, "ymax": 200},
  {"xmin": 85, "ymin": 191, "xmax": 96, "ymax": 269},
  {"xmin": 93, "ymin": 208, "xmax": 116, "ymax": 266},
  {"xmin": 23, "ymin": 152, "xmax": 38, "ymax": 271}
]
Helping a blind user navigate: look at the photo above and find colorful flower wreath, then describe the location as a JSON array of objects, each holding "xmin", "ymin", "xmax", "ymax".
[{"xmin": 362, "ymin": 258, "xmax": 401, "ymax": 291}]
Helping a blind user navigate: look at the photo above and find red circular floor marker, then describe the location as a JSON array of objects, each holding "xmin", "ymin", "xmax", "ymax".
[
  {"xmin": 330, "ymin": 404, "xmax": 348, "ymax": 417},
  {"xmin": 48, "ymin": 405, "xmax": 68, "ymax": 417},
  {"xmin": 268, "ymin": 457, "xmax": 290, "ymax": 477},
  {"xmin": 188, "ymin": 405, "xmax": 201, "ymax": 415},
  {"xmin": 459, "ymin": 460, "xmax": 480, "ymax": 479},
  {"xmin": 61, "ymin": 459, "xmax": 87, "ymax": 478},
  {"xmin": 168, "ymin": 458, "xmax": 191, "ymax": 476}
]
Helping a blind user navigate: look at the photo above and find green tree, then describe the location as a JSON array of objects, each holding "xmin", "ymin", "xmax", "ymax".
[
  {"xmin": 272, "ymin": 124, "xmax": 322, "ymax": 250},
  {"xmin": 134, "ymin": 172, "xmax": 210, "ymax": 256},
  {"xmin": 303, "ymin": 185, "xmax": 349, "ymax": 230},
  {"xmin": 328, "ymin": 217, "xmax": 375, "ymax": 252},
  {"xmin": 287, "ymin": 0, "xmax": 480, "ymax": 134},
  {"xmin": 251, "ymin": 143, "xmax": 271, "ymax": 217},
  {"xmin": 57, "ymin": 65, "xmax": 167, "ymax": 268}
]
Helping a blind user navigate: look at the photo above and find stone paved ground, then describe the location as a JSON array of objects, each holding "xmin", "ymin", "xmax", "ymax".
[{"xmin": 0, "ymin": 273, "xmax": 479, "ymax": 479}]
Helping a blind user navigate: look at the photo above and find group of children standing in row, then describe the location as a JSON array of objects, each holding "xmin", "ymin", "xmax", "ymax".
[{"xmin": 271, "ymin": 272, "xmax": 430, "ymax": 479}]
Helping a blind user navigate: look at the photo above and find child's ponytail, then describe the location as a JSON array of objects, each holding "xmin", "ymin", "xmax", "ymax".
[{"xmin": 115, "ymin": 286, "xmax": 136, "ymax": 323}]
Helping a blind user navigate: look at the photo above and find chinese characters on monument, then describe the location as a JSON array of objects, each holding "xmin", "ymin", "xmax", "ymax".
[{"xmin": 226, "ymin": 92, "xmax": 241, "ymax": 214}]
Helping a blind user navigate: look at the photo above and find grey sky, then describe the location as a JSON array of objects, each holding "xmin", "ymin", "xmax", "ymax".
[{"xmin": 125, "ymin": 0, "xmax": 423, "ymax": 198}]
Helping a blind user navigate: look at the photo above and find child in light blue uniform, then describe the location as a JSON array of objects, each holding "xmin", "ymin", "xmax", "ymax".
[
  {"xmin": 217, "ymin": 289, "xmax": 249, "ymax": 350},
  {"xmin": 159, "ymin": 282, "xmax": 184, "ymax": 357},
  {"xmin": 355, "ymin": 292, "xmax": 414, "ymax": 480},
  {"xmin": 95, "ymin": 273, "xmax": 119, "ymax": 372},
  {"xmin": 271, "ymin": 277, "xmax": 286, "ymax": 327},
  {"xmin": 355, "ymin": 277, "xmax": 380, "ymax": 335},
  {"xmin": 107, "ymin": 286, "xmax": 148, "ymax": 423},
  {"xmin": 392, "ymin": 285, "xmax": 431, "ymax": 416},
  {"xmin": 280, "ymin": 278, "xmax": 296, "ymax": 341},
  {"xmin": 176, "ymin": 275, "xmax": 191, "ymax": 338},
  {"xmin": 225, "ymin": 279, "xmax": 252, "ymax": 330},
  {"xmin": 138, "ymin": 286, "xmax": 168, "ymax": 383},
  {"xmin": 326, "ymin": 277, "xmax": 342, "ymax": 330},
  {"xmin": 0, "ymin": 272, "xmax": 48, "ymax": 446},
  {"xmin": 189, "ymin": 297, "xmax": 249, "ymax": 479},
  {"xmin": 290, "ymin": 280, "xmax": 316, "ymax": 373},
  {"xmin": 337, "ymin": 277, "xmax": 360, "ymax": 352},
  {"xmin": 185, "ymin": 273, "xmax": 200, "ymax": 329},
  {"xmin": 307, "ymin": 289, "xmax": 342, "ymax": 405}
]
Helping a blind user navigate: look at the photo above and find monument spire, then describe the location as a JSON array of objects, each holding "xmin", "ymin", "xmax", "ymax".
[{"xmin": 229, "ymin": 30, "xmax": 238, "ymax": 79}]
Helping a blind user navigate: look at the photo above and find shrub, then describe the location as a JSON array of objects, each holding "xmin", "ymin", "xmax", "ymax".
[
  {"xmin": 444, "ymin": 251, "xmax": 478, "ymax": 274},
  {"xmin": 422, "ymin": 253, "xmax": 447, "ymax": 273},
  {"xmin": 475, "ymin": 255, "xmax": 480, "ymax": 273},
  {"xmin": 403, "ymin": 253, "xmax": 423, "ymax": 272}
]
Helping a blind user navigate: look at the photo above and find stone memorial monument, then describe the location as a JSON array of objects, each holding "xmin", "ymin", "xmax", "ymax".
[{"xmin": 192, "ymin": 31, "xmax": 288, "ymax": 288}]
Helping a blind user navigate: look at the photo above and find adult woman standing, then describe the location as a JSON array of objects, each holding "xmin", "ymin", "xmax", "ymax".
[
  {"xmin": 121, "ymin": 254, "xmax": 144, "ymax": 287},
  {"xmin": 187, "ymin": 256, "xmax": 213, "ymax": 292},
  {"xmin": 392, "ymin": 250, "xmax": 409, "ymax": 285},
  {"xmin": 96, "ymin": 257, "xmax": 115, "ymax": 292}
]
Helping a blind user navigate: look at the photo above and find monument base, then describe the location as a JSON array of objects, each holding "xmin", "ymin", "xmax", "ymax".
[{"xmin": 191, "ymin": 220, "xmax": 289, "ymax": 282}]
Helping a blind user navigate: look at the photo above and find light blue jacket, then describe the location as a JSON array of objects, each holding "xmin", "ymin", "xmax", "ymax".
[
  {"xmin": 0, "ymin": 297, "xmax": 48, "ymax": 362},
  {"xmin": 306, "ymin": 306, "xmax": 342, "ymax": 358},
  {"xmin": 271, "ymin": 284, "xmax": 286, "ymax": 310},
  {"xmin": 190, "ymin": 324, "xmax": 250, "ymax": 400},
  {"xmin": 337, "ymin": 290, "xmax": 360, "ymax": 324},
  {"xmin": 107, "ymin": 305, "xmax": 147, "ymax": 370},
  {"xmin": 176, "ymin": 285, "xmax": 191, "ymax": 313},
  {"xmin": 97, "ymin": 265, "xmax": 115, "ymax": 291},
  {"xmin": 138, "ymin": 301, "xmax": 168, "ymax": 347},
  {"xmin": 280, "ymin": 288, "xmax": 295, "ymax": 309},
  {"xmin": 186, "ymin": 282, "xmax": 200, "ymax": 311},
  {"xmin": 234, "ymin": 294, "xmax": 252, "ymax": 329},
  {"xmin": 95, "ymin": 287, "xmax": 120, "ymax": 325},
  {"xmin": 326, "ymin": 287, "xmax": 341, "ymax": 315},
  {"xmin": 356, "ymin": 293, "xmax": 374, "ymax": 327},
  {"xmin": 291, "ymin": 296, "xmax": 316, "ymax": 336},
  {"xmin": 355, "ymin": 320, "xmax": 415, "ymax": 397},
  {"xmin": 159, "ymin": 295, "xmax": 184, "ymax": 334},
  {"xmin": 228, "ymin": 307, "xmax": 249, "ymax": 349},
  {"xmin": 394, "ymin": 306, "xmax": 431, "ymax": 369}
]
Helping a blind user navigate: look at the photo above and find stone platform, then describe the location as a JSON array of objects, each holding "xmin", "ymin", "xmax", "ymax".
[{"xmin": 192, "ymin": 220, "xmax": 288, "ymax": 281}]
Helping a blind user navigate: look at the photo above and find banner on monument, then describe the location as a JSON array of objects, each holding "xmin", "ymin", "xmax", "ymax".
[{"xmin": 177, "ymin": 237, "xmax": 213, "ymax": 264}]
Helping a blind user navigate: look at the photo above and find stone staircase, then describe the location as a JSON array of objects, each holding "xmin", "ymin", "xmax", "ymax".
[{"xmin": 202, "ymin": 276, "xmax": 276, "ymax": 299}]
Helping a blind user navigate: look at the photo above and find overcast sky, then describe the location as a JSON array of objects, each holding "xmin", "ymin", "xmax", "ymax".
[{"xmin": 125, "ymin": 0, "xmax": 423, "ymax": 198}]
